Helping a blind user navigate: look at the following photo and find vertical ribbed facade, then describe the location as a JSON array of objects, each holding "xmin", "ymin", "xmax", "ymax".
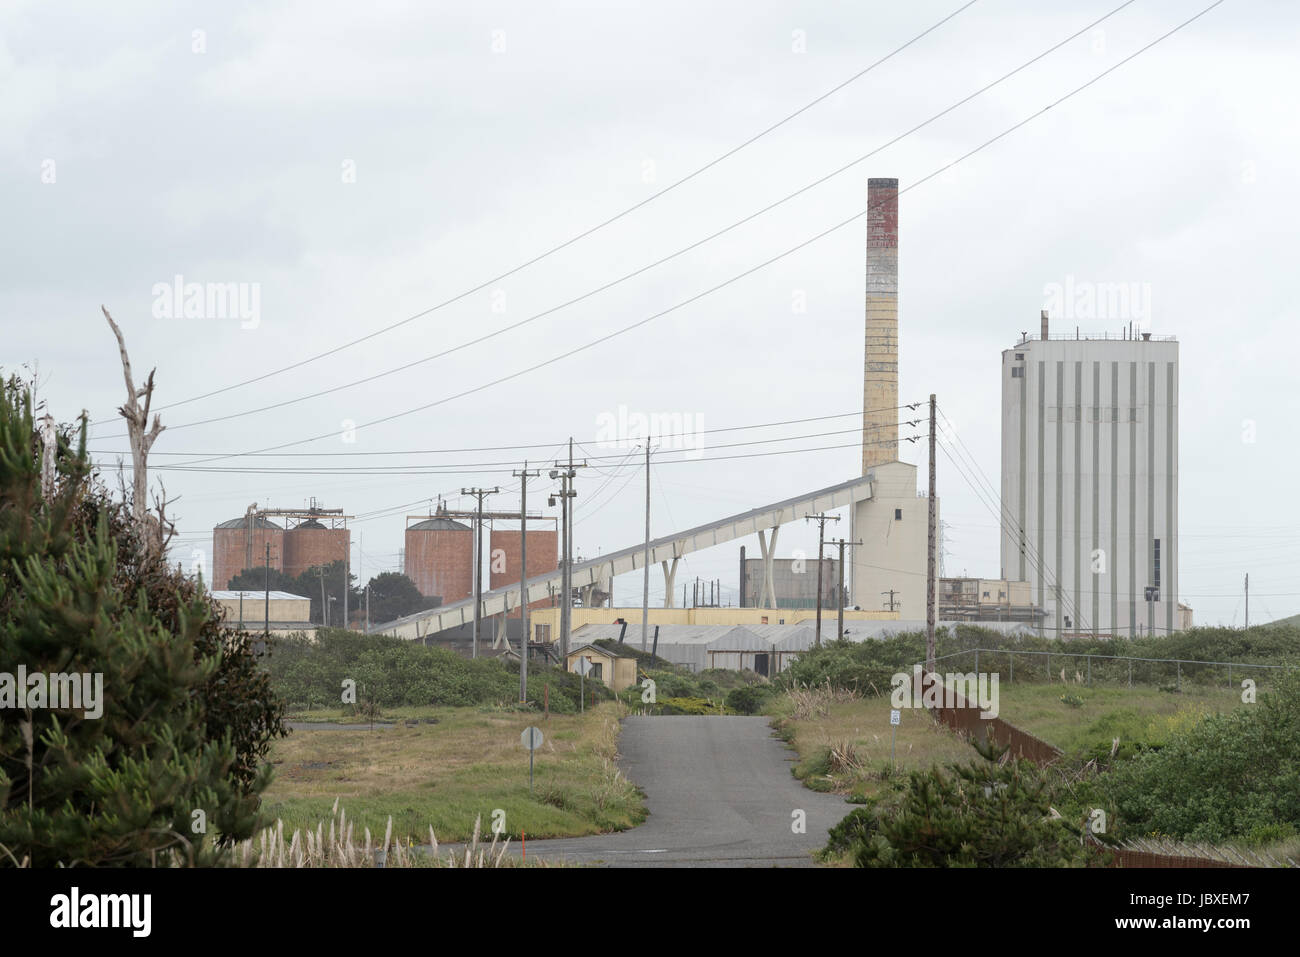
[
  {"xmin": 863, "ymin": 178, "xmax": 899, "ymax": 472},
  {"xmin": 1000, "ymin": 335, "xmax": 1179, "ymax": 637}
]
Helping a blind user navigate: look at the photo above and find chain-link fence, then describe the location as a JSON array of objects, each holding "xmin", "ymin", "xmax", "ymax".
[{"xmin": 917, "ymin": 647, "xmax": 1290, "ymax": 691}]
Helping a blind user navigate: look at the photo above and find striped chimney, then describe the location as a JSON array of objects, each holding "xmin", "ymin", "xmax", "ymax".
[{"xmin": 863, "ymin": 177, "xmax": 899, "ymax": 472}]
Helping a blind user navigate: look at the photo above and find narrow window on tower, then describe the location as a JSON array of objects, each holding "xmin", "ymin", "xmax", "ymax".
[
  {"xmin": 895, "ymin": 508, "xmax": 902, "ymax": 520},
  {"xmin": 1154, "ymin": 538, "xmax": 1161, "ymax": 589},
  {"xmin": 1012, "ymin": 367, "xmax": 1024, "ymax": 378}
]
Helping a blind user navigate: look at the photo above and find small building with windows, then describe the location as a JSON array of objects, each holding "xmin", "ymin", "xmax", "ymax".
[{"xmin": 565, "ymin": 643, "xmax": 639, "ymax": 692}]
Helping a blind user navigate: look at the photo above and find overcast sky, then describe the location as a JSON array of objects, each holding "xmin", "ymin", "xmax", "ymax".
[{"xmin": 4, "ymin": 0, "xmax": 1296, "ymax": 626}]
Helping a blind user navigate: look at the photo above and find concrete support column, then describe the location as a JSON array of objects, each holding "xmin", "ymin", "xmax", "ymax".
[
  {"xmin": 757, "ymin": 526, "xmax": 780, "ymax": 609},
  {"xmin": 661, "ymin": 557, "xmax": 679, "ymax": 608}
]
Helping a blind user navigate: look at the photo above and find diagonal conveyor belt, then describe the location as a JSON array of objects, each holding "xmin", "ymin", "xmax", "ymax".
[{"xmin": 370, "ymin": 474, "xmax": 873, "ymax": 640}]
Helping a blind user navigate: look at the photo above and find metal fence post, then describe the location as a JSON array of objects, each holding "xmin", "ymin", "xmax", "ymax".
[
  {"xmin": 1128, "ymin": 658, "xmax": 1132, "ymax": 689},
  {"xmin": 1227, "ymin": 663, "xmax": 1232, "ymax": 689},
  {"xmin": 974, "ymin": 648, "xmax": 980, "ymax": 676},
  {"xmin": 1010, "ymin": 652, "xmax": 1014, "ymax": 684},
  {"xmin": 1177, "ymin": 660, "xmax": 1181, "ymax": 692},
  {"xmin": 1087, "ymin": 655, "xmax": 1091, "ymax": 686},
  {"xmin": 1046, "ymin": 651, "xmax": 1050, "ymax": 682}
]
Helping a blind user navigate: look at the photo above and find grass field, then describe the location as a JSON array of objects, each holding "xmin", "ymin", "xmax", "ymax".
[
  {"xmin": 774, "ymin": 678, "xmax": 1253, "ymax": 800},
  {"xmin": 771, "ymin": 690, "xmax": 974, "ymax": 800},
  {"xmin": 261, "ymin": 702, "xmax": 646, "ymax": 845},
  {"xmin": 284, "ymin": 704, "xmax": 496, "ymax": 724},
  {"xmin": 988, "ymin": 681, "xmax": 1248, "ymax": 759}
]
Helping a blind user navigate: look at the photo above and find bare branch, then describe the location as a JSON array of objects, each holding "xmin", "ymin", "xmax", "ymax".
[
  {"xmin": 102, "ymin": 306, "xmax": 138, "ymax": 409},
  {"xmin": 102, "ymin": 305, "xmax": 167, "ymax": 557}
]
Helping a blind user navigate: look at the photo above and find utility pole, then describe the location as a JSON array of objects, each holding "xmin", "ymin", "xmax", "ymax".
[
  {"xmin": 927, "ymin": 393, "xmax": 937, "ymax": 678},
  {"xmin": 1244, "ymin": 573, "xmax": 1249, "ymax": 630},
  {"xmin": 641, "ymin": 444, "xmax": 655, "ymax": 652},
  {"xmin": 318, "ymin": 567, "xmax": 328, "ymax": 628},
  {"xmin": 365, "ymin": 584, "xmax": 370, "ymax": 632},
  {"xmin": 461, "ymin": 486, "xmax": 500, "ymax": 658},
  {"xmin": 881, "ymin": 589, "xmax": 899, "ymax": 612},
  {"xmin": 264, "ymin": 542, "xmax": 270, "ymax": 638},
  {"xmin": 550, "ymin": 442, "xmax": 586, "ymax": 663},
  {"xmin": 514, "ymin": 462, "xmax": 541, "ymax": 704},
  {"xmin": 805, "ymin": 513, "xmax": 840, "ymax": 647},
  {"xmin": 828, "ymin": 537, "xmax": 862, "ymax": 640}
]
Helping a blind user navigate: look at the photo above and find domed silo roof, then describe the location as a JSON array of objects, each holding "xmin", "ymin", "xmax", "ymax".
[
  {"xmin": 408, "ymin": 516, "xmax": 471, "ymax": 531},
  {"xmin": 215, "ymin": 515, "xmax": 283, "ymax": 530}
]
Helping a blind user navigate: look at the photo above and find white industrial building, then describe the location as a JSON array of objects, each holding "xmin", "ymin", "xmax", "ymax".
[
  {"xmin": 850, "ymin": 460, "xmax": 931, "ymax": 622},
  {"xmin": 1000, "ymin": 314, "xmax": 1179, "ymax": 637}
]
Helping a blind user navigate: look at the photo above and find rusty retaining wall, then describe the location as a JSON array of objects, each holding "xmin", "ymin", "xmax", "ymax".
[
  {"xmin": 1100, "ymin": 846, "xmax": 1245, "ymax": 868},
  {"xmin": 921, "ymin": 671, "xmax": 1262, "ymax": 868},
  {"xmin": 922, "ymin": 670, "xmax": 1063, "ymax": 765}
]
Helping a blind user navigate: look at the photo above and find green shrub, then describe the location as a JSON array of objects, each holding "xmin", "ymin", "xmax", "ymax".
[
  {"xmin": 725, "ymin": 684, "xmax": 774, "ymax": 715},
  {"xmin": 0, "ymin": 376, "xmax": 285, "ymax": 866},
  {"xmin": 847, "ymin": 739, "xmax": 1097, "ymax": 868},
  {"xmin": 819, "ymin": 805, "xmax": 879, "ymax": 861},
  {"xmin": 657, "ymin": 696, "xmax": 726, "ymax": 716},
  {"xmin": 1101, "ymin": 668, "xmax": 1300, "ymax": 843}
]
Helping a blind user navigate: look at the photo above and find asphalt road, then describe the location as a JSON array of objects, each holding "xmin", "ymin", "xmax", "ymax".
[{"xmin": 482, "ymin": 715, "xmax": 851, "ymax": 867}]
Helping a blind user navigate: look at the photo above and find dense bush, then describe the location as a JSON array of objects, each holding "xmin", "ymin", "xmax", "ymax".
[
  {"xmin": 265, "ymin": 630, "xmax": 611, "ymax": 713},
  {"xmin": 777, "ymin": 623, "xmax": 1300, "ymax": 696},
  {"xmin": 0, "ymin": 375, "xmax": 285, "ymax": 866},
  {"xmin": 843, "ymin": 739, "xmax": 1097, "ymax": 868},
  {"xmin": 725, "ymin": 683, "xmax": 777, "ymax": 715},
  {"xmin": 267, "ymin": 630, "xmax": 514, "ymax": 709},
  {"xmin": 1100, "ymin": 668, "xmax": 1300, "ymax": 843}
]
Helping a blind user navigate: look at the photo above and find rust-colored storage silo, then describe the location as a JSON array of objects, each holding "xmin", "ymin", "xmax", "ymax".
[
  {"xmin": 212, "ymin": 510, "xmax": 284, "ymax": 589},
  {"xmin": 282, "ymin": 518, "xmax": 351, "ymax": 578},
  {"xmin": 489, "ymin": 526, "xmax": 558, "ymax": 610},
  {"xmin": 404, "ymin": 514, "xmax": 473, "ymax": 602}
]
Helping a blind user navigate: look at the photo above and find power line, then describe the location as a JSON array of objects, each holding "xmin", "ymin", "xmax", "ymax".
[
  {"xmin": 105, "ymin": 419, "xmax": 918, "ymax": 475},
  {"xmin": 935, "ymin": 405, "xmax": 1086, "ymax": 629},
  {"xmin": 113, "ymin": 431, "xmax": 921, "ymax": 478},
  {"xmin": 88, "ymin": 404, "xmax": 911, "ymax": 460},
  {"xmin": 935, "ymin": 412, "xmax": 1089, "ymax": 633},
  {"xmin": 108, "ymin": 4, "xmax": 1224, "ymax": 471},
  {"xmin": 93, "ymin": 1, "xmax": 1135, "ymax": 440},
  {"xmin": 88, "ymin": 2, "xmax": 981, "ymax": 426}
]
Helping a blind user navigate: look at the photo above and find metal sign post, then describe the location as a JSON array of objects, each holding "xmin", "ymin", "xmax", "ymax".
[
  {"xmin": 521, "ymin": 726, "xmax": 544, "ymax": 791},
  {"xmin": 890, "ymin": 709, "xmax": 901, "ymax": 770},
  {"xmin": 574, "ymin": 655, "xmax": 593, "ymax": 713}
]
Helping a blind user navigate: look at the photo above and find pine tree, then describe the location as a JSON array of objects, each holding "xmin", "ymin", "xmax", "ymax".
[
  {"xmin": 0, "ymin": 375, "xmax": 283, "ymax": 866},
  {"xmin": 852, "ymin": 735, "xmax": 1096, "ymax": 868}
]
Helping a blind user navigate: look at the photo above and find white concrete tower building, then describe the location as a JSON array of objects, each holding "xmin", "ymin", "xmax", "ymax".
[{"xmin": 1000, "ymin": 313, "xmax": 1179, "ymax": 638}]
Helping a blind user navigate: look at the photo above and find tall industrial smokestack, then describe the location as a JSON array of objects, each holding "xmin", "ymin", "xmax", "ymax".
[
  {"xmin": 863, "ymin": 177, "xmax": 899, "ymax": 473},
  {"xmin": 1041, "ymin": 309, "xmax": 1049, "ymax": 341}
]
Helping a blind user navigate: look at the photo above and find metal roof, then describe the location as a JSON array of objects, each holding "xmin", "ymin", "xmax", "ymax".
[
  {"xmin": 214, "ymin": 516, "xmax": 283, "ymax": 530},
  {"xmin": 212, "ymin": 590, "xmax": 311, "ymax": 601},
  {"xmin": 568, "ymin": 642, "xmax": 636, "ymax": 659},
  {"xmin": 574, "ymin": 623, "xmax": 771, "ymax": 647},
  {"xmin": 408, "ymin": 517, "xmax": 471, "ymax": 531}
]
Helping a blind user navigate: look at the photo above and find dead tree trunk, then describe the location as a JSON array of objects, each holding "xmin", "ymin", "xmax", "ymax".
[
  {"xmin": 102, "ymin": 306, "xmax": 166, "ymax": 555},
  {"xmin": 38, "ymin": 412, "xmax": 58, "ymax": 501}
]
